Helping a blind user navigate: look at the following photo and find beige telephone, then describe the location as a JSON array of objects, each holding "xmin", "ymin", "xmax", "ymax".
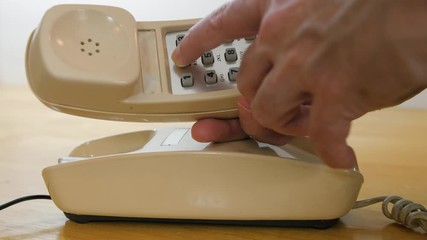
[{"xmin": 26, "ymin": 4, "xmax": 363, "ymax": 229}]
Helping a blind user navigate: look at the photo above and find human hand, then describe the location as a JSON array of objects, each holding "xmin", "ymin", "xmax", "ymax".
[{"xmin": 173, "ymin": 0, "xmax": 427, "ymax": 168}]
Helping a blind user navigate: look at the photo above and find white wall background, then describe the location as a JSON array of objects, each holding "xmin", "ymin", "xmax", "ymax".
[{"xmin": 0, "ymin": 0, "xmax": 425, "ymax": 109}]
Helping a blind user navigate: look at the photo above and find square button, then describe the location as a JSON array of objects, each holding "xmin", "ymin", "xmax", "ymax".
[
  {"xmin": 225, "ymin": 48, "xmax": 238, "ymax": 62},
  {"xmin": 201, "ymin": 51, "xmax": 214, "ymax": 65},
  {"xmin": 176, "ymin": 34, "xmax": 185, "ymax": 46},
  {"xmin": 228, "ymin": 67, "xmax": 239, "ymax": 82},
  {"xmin": 180, "ymin": 73, "xmax": 194, "ymax": 88},
  {"xmin": 204, "ymin": 70, "xmax": 218, "ymax": 85}
]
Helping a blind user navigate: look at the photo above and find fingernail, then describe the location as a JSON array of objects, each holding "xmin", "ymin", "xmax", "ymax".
[{"xmin": 172, "ymin": 47, "xmax": 186, "ymax": 67}]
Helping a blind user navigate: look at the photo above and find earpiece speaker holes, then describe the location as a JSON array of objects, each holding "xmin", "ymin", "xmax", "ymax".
[{"xmin": 79, "ymin": 38, "xmax": 101, "ymax": 57}]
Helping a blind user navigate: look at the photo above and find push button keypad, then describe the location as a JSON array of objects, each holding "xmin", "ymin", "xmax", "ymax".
[
  {"xmin": 166, "ymin": 31, "xmax": 254, "ymax": 95},
  {"xmin": 201, "ymin": 51, "xmax": 215, "ymax": 65},
  {"xmin": 180, "ymin": 73, "xmax": 194, "ymax": 88},
  {"xmin": 175, "ymin": 34, "xmax": 185, "ymax": 46},
  {"xmin": 204, "ymin": 70, "xmax": 218, "ymax": 85},
  {"xmin": 228, "ymin": 67, "xmax": 239, "ymax": 82},
  {"xmin": 224, "ymin": 48, "xmax": 238, "ymax": 62}
]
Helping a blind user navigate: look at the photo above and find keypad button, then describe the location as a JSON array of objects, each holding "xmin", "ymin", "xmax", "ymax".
[
  {"xmin": 201, "ymin": 51, "xmax": 214, "ymax": 65},
  {"xmin": 228, "ymin": 67, "xmax": 239, "ymax": 82},
  {"xmin": 176, "ymin": 34, "xmax": 185, "ymax": 46},
  {"xmin": 204, "ymin": 70, "xmax": 218, "ymax": 85},
  {"xmin": 180, "ymin": 73, "xmax": 194, "ymax": 88},
  {"xmin": 225, "ymin": 48, "xmax": 238, "ymax": 62}
]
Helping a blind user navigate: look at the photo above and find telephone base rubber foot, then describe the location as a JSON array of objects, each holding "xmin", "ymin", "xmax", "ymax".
[{"xmin": 64, "ymin": 212, "xmax": 339, "ymax": 230}]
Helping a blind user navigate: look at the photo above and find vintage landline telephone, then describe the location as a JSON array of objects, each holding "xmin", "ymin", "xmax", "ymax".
[{"xmin": 25, "ymin": 4, "xmax": 365, "ymax": 229}]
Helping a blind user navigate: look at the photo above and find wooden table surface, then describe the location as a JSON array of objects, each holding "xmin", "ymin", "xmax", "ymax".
[{"xmin": 0, "ymin": 84, "xmax": 426, "ymax": 239}]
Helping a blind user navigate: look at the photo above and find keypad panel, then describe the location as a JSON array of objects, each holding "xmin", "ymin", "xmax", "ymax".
[{"xmin": 166, "ymin": 31, "xmax": 253, "ymax": 95}]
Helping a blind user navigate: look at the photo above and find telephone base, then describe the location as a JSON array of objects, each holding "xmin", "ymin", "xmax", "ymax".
[{"xmin": 64, "ymin": 212, "xmax": 339, "ymax": 229}]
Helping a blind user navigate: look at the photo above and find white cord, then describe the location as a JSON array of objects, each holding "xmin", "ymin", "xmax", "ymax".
[{"xmin": 353, "ymin": 196, "xmax": 427, "ymax": 233}]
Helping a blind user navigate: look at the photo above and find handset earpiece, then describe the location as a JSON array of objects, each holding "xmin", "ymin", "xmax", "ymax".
[{"xmin": 26, "ymin": 4, "xmax": 141, "ymax": 111}]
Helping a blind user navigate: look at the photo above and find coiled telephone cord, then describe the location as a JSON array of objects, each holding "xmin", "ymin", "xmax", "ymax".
[{"xmin": 353, "ymin": 195, "xmax": 427, "ymax": 233}]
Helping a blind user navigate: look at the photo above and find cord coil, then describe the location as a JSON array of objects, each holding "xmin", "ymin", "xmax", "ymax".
[{"xmin": 354, "ymin": 196, "xmax": 427, "ymax": 233}]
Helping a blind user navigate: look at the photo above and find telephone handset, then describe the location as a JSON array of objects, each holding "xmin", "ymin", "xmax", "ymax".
[{"xmin": 26, "ymin": 4, "xmax": 250, "ymax": 122}]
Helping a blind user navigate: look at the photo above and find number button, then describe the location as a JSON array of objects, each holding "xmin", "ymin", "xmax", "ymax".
[
  {"xmin": 228, "ymin": 67, "xmax": 239, "ymax": 82},
  {"xmin": 176, "ymin": 34, "xmax": 185, "ymax": 46},
  {"xmin": 225, "ymin": 48, "xmax": 238, "ymax": 62},
  {"xmin": 201, "ymin": 51, "xmax": 214, "ymax": 65},
  {"xmin": 204, "ymin": 70, "xmax": 218, "ymax": 85},
  {"xmin": 180, "ymin": 73, "xmax": 194, "ymax": 88}
]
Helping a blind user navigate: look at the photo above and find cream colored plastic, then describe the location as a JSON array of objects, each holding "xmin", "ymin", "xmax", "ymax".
[
  {"xmin": 43, "ymin": 129, "xmax": 363, "ymax": 221},
  {"xmin": 32, "ymin": 4, "xmax": 364, "ymax": 222},
  {"xmin": 26, "ymin": 4, "xmax": 239, "ymax": 122}
]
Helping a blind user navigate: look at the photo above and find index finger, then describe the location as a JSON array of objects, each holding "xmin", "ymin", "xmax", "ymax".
[{"xmin": 172, "ymin": 0, "xmax": 263, "ymax": 66}]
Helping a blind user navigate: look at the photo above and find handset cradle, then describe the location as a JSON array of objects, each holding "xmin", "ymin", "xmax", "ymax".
[{"xmin": 43, "ymin": 128, "xmax": 363, "ymax": 228}]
